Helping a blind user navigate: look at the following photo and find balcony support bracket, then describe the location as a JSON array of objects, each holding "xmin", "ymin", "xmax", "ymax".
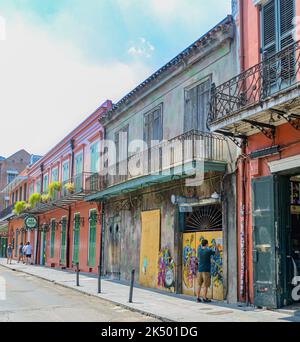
[
  {"xmin": 216, "ymin": 130, "xmax": 247, "ymax": 148},
  {"xmin": 242, "ymin": 119, "xmax": 276, "ymax": 140},
  {"xmin": 271, "ymin": 109, "xmax": 300, "ymax": 131}
]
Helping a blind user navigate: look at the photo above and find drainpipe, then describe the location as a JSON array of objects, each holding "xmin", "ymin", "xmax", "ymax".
[
  {"xmin": 66, "ymin": 139, "xmax": 75, "ymax": 269},
  {"xmin": 35, "ymin": 163, "xmax": 44, "ymax": 265}
]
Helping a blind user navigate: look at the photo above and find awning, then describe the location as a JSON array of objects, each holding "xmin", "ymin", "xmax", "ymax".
[{"xmin": 85, "ymin": 161, "xmax": 226, "ymax": 202}]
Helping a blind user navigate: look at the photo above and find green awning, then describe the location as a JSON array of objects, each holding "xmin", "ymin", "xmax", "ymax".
[{"xmin": 85, "ymin": 161, "xmax": 226, "ymax": 202}]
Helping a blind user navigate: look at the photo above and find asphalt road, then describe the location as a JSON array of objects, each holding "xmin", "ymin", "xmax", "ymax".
[{"xmin": 0, "ymin": 268, "xmax": 159, "ymax": 322}]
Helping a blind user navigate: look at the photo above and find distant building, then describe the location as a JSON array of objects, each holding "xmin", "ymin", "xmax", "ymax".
[{"xmin": 0, "ymin": 150, "xmax": 31, "ymax": 211}]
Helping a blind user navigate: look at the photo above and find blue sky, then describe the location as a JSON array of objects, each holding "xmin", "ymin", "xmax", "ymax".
[{"xmin": 0, "ymin": 0, "xmax": 232, "ymax": 157}]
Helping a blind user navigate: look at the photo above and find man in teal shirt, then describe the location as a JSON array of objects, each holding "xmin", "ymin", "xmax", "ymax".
[{"xmin": 196, "ymin": 239, "xmax": 217, "ymax": 303}]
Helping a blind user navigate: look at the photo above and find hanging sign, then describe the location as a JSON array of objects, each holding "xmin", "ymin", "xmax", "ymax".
[{"xmin": 24, "ymin": 216, "xmax": 38, "ymax": 230}]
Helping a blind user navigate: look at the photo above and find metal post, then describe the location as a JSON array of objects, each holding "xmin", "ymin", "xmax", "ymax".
[
  {"xmin": 129, "ymin": 269, "xmax": 135, "ymax": 303},
  {"xmin": 76, "ymin": 262, "xmax": 80, "ymax": 287},
  {"xmin": 98, "ymin": 265, "xmax": 101, "ymax": 294}
]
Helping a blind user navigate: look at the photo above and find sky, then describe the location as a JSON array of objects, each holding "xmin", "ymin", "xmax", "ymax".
[{"xmin": 0, "ymin": 0, "xmax": 232, "ymax": 158}]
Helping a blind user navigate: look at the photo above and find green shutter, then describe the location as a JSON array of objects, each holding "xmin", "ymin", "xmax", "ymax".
[
  {"xmin": 73, "ymin": 214, "xmax": 80, "ymax": 264},
  {"xmin": 90, "ymin": 142, "xmax": 100, "ymax": 173},
  {"xmin": 88, "ymin": 210, "xmax": 97, "ymax": 267},
  {"xmin": 50, "ymin": 220, "xmax": 55, "ymax": 258},
  {"xmin": 60, "ymin": 218, "xmax": 67, "ymax": 264},
  {"xmin": 252, "ymin": 176, "xmax": 279, "ymax": 309}
]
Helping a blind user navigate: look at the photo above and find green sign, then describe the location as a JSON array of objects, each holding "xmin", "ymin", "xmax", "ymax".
[{"xmin": 25, "ymin": 216, "xmax": 38, "ymax": 229}]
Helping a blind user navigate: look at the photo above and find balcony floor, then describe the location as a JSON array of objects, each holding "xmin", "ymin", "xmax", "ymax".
[
  {"xmin": 209, "ymin": 84, "xmax": 300, "ymax": 135},
  {"xmin": 85, "ymin": 161, "xmax": 227, "ymax": 202}
]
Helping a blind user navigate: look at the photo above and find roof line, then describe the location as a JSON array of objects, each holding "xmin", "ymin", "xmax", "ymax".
[{"xmin": 101, "ymin": 15, "xmax": 233, "ymax": 121}]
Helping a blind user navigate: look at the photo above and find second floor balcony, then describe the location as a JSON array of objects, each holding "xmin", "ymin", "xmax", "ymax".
[
  {"xmin": 208, "ymin": 40, "xmax": 300, "ymax": 137},
  {"xmin": 0, "ymin": 204, "xmax": 14, "ymax": 222},
  {"xmin": 86, "ymin": 130, "xmax": 228, "ymax": 202},
  {"xmin": 27, "ymin": 172, "xmax": 102, "ymax": 214}
]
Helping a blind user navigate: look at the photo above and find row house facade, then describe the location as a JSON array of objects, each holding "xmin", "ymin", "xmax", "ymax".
[
  {"xmin": 86, "ymin": 16, "xmax": 240, "ymax": 302},
  {"xmin": 208, "ymin": 0, "xmax": 300, "ymax": 308},
  {"xmin": 5, "ymin": 100, "xmax": 112, "ymax": 274}
]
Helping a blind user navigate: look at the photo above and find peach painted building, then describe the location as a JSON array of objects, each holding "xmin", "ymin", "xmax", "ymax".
[
  {"xmin": 209, "ymin": 0, "xmax": 300, "ymax": 308},
  {"xmin": 7, "ymin": 100, "xmax": 112, "ymax": 274}
]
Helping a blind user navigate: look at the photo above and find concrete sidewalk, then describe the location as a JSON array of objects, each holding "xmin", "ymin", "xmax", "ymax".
[{"xmin": 0, "ymin": 259, "xmax": 299, "ymax": 322}]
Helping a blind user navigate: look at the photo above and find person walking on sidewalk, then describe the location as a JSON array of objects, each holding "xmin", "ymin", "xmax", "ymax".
[
  {"xmin": 7, "ymin": 244, "xmax": 13, "ymax": 264},
  {"xmin": 25, "ymin": 242, "xmax": 32, "ymax": 265},
  {"xmin": 196, "ymin": 239, "xmax": 218, "ymax": 303},
  {"xmin": 18, "ymin": 242, "xmax": 24, "ymax": 263}
]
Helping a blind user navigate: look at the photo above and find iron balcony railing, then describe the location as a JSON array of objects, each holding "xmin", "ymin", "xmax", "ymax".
[
  {"xmin": 29, "ymin": 172, "xmax": 101, "ymax": 213},
  {"xmin": 208, "ymin": 40, "xmax": 300, "ymax": 125},
  {"xmin": 0, "ymin": 204, "xmax": 14, "ymax": 221},
  {"xmin": 101, "ymin": 130, "xmax": 227, "ymax": 190}
]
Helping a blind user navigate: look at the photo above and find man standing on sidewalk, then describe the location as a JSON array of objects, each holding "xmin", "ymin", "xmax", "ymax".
[
  {"xmin": 25, "ymin": 242, "xmax": 32, "ymax": 265},
  {"xmin": 196, "ymin": 239, "xmax": 217, "ymax": 303}
]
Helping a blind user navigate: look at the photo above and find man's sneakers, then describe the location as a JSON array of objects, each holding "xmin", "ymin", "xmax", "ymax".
[
  {"xmin": 197, "ymin": 298, "xmax": 212, "ymax": 303},
  {"xmin": 203, "ymin": 298, "xmax": 212, "ymax": 303}
]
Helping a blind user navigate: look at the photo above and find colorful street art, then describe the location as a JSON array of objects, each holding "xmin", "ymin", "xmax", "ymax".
[
  {"xmin": 182, "ymin": 231, "xmax": 224, "ymax": 300},
  {"xmin": 158, "ymin": 247, "xmax": 175, "ymax": 292}
]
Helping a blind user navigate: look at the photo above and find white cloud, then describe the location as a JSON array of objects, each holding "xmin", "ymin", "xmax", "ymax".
[
  {"xmin": 0, "ymin": 14, "xmax": 150, "ymax": 157},
  {"xmin": 128, "ymin": 37, "xmax": 155, "ymax": 58}
]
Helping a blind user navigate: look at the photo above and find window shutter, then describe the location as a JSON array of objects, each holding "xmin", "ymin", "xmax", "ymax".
[
  {"xmin": 184, "ymin": 87, "xmax": 198, "ymax": 132},
  {"xmin": 262, "ymin": 0, "xmax": 277, "ymax": 58},
  {"xmin": 279, "ymin": 0, "xmax": 295, "ymax": 49}
]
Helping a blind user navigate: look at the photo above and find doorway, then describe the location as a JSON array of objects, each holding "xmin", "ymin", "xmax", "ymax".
[{"xmin": 182, "ymin": 204, "xmax": 224, "ymax": 300}]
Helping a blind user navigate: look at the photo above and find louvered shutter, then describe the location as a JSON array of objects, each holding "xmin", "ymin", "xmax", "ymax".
[
  {"xmin": 262, "ymin": 0, "xmax": 277, "ymax": 59},
  {"xmin": 184, "ymin": 87, "xmax": 198, "ymax": 132}
]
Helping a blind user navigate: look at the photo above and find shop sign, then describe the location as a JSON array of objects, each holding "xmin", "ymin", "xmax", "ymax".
[{"xmin": 24, "ymin": 216, "xmax": 38, "ymax": 230}]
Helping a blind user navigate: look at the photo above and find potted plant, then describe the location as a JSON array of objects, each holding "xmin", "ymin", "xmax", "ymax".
[
  {"xmin": 41, "ymin": 194, "xmax": 51, "ymax": 203},
  {"xmin": 48, "ymin": 181, "xmax": 62, "ymax": 199},
  {"xmin": 13, "ymin": 201, "xmax": 27, "ymax": 216},
  {"xmin": 64, "ymin": 182, "xmax": 75, "ymax": 194},
  {"xmin": 29, "ymin": 193, "xmax": 41, "ymax": 208}
]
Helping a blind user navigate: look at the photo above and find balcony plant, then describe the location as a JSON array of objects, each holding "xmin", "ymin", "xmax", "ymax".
[
  {"xmin": 48, "ymin": 181, "xmax": 62, "ymax": 199},
  {"xmin": 64, "ymin": 182, "xmax": 75, "ymax": 194},
  {"xmin": 29, "ymin": 193, "xmax": 41, "ymax": 208},
  {"xmin": 13, "ymin": 201, "xmax": 27, "ymax": 216},
  {"xmin": 41, "ymin": 194, "xmax": 51, "ymax": 204}
]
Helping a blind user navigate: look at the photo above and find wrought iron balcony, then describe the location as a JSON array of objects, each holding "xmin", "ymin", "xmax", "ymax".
[
  {"xmin": 208, "ymin": 40, "xmax": 300, "ymax": 132},
  {"xmin": 100, "ymin": 130, "xmax": 227, "ymax": 191},
  {"xmin": 0, "ymin": 204, "xmax": 14, "ymax": 221},
  {"xmin": 29, "ymin": 172, "xmax": 101, "ymax": 214}
]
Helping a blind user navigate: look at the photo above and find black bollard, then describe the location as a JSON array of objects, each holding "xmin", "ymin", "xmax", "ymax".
[
  {"xmin": 76, "ymin": 262, "xmax": 80, "ymax": 287},
  {"xmin": 129, "ymin": 269, "xmax": 135, "ymax": 303},
  {"xmin": 98, "ymin": 265, "xmax": 101, "ymax": 294}
]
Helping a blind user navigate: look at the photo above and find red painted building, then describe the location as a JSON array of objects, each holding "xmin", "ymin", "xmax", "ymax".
[
  {"xmin": 209, "ymin": 0, "xmax": 300, "ymax": 308},
  {"xmin": 7, "ymin": 100, "xmax": 112, "ymax": 274}
]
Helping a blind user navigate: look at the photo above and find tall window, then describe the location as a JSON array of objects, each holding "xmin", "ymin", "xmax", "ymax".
[
  {"xmin": 90, "ymin": 141, "xmax": 100, "ymax": 173},
  {"xmin": 261, "ymin": 0, "xmax": 295, "ymax": 57},
  {"xmin": 72, "ymin": 213, "xmax": 80, "ymax": 264},
  {"xmin": 36, "ymin": 179, "xmax": 41, "ymax": 194},
  {"xmin": 88, "ymin": 210, "xmax": 97, "ymax": 267},
  {"xmin": 184, "ymin": 79, "xmax": 211, "ymax": 133},
  {"xmin": 7, "ymin": 172, "xmax": 17, "ymax": 184},
  {"xmin": 60, "ymin": 217, "xmax": 67, "ymax": 265},
  {"xmin": 43, "ymin": 174, "xmax": 49, "ymax": 193},
  {"xmin": 29, "ymin": 183, "xmax": 34, "ymax": 197},
  {"xmin": 51, "ymin": 167, "xmax": 58, "ymax": 182},
  {"xmin": 50, "ymin": 219, "xmax": 55, "ymax": 258},
  {"xmin": 144, "ymin": 105, "xmax": 163, "ymax": 147}
]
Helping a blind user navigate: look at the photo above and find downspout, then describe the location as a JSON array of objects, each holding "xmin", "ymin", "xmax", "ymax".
[
  {"xmin": 238, "ymin": 0, "xmax": 250, "ymax": 305},
  {"xmin": 66, "ymin": 139, "xmax": 75, "ymax": 269},
  {"xmin": 35, "ymin": 163, "xmax": 44, "ymax": 265}
]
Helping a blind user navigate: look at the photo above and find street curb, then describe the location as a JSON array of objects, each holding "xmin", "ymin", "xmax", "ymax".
[{"xmin": 0, "ymin": 264, "xmax": 173, "ymax": 322}]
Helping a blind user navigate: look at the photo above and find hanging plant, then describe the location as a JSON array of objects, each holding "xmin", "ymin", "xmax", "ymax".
[
  {"xmin": 48, "ymin": 181, "xmax": 62, "ymax": 198},
  {"xmin": 41, "ymin": 194, "xmax": 51, "ymax": 203},
  {"xmin": 13, "ymin": 201, "xmax": 27, "ymax": 216},
  {"xmin": 64, "ymin": 182, "xmax": 75, "ymax": 194},
  {"xmin": 29, "ymin": 193, "xmax": 41, "ymax": 208}
]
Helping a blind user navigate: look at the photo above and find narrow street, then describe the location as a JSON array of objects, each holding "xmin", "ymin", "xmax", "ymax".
[{"xmin": 0, "ymin": 268, "xmax": 159, "ymax": 322}]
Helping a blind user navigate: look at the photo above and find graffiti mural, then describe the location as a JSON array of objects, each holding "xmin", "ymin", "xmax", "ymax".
[
  {"xmin": 158, "ymin": 247, "xmax": 175, "ymax": 292},
  {"xmin": 183, "ymin": 234, "xmax": 197, "ymax": 293},
  {"xmin": 182, "ymin": 231, "xmax": 224, "ymax": 300}
]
